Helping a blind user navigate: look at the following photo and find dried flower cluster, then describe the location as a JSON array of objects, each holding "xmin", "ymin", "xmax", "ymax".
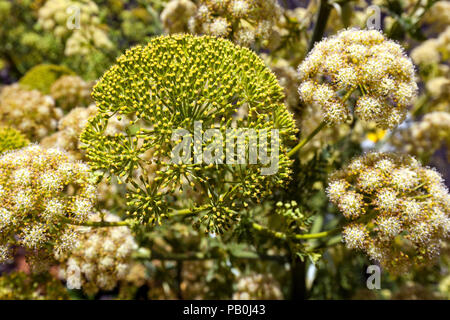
[
  {"xmin": 81, "ymin": 34, "xmax": 297, "ymax": 233},
  {"xmin": 327, "ymin": 152, "xmax": 450, "ymax": 272},
  {"xmin": 422, "ymin": 1, "xmax": 450, "ymax": 32},
  {"xmin": 38, "ymin": 0, "xmax": 112, "ymax": 56},
  {"xmin": 161, "ymin": 0, "xmax": 283, "ymax": 47},
  {"xmin": 160, "ymin": 0, "xmax": 198, "ymax": 34},
  {"xmin": 392, "ymin": 111, "xmax": 450, "ymax": 160},
  {"xmin": 0, "ymin": 127, "xmax": 30, "ymax": 154},
  {"xmin": 298, "ymin": 29, "xmax": 418, "ymax": 128},
  {"xmin": 50, "ymin": 75, "xmax": 93, "ymax": 111},
  {"xmin": 0, "ymin": 145, "xmax": 96, "ymax": 269},
  {"xmin": 411, "ymin": 26, "xmax": 450, "ymax": 67},
  {"xmin": 0, "ymin": 84, "xmax": 62, "ymax": 140},
  {"xmin": 233, "ymin": 273, "xmax": 283, "ymax": 300},
  {"xmin": 58, "ymin": 212, "xmax": 137, "ymax": 295},
  {"xmin": 41, "ymin": 105, "xmax": 98, "ymax": 160}
]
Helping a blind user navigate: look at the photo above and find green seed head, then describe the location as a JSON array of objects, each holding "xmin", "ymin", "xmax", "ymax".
[{"xmin": 81, "ymin": 35, "xmax": 298, "ymax": 232}]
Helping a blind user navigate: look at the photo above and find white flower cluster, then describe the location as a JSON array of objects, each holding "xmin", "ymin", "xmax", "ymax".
[
  {"xmin": 298, "ymin": 29, "xmax": 418, "ymax": 129},
  {"xmin": 64, "ymin": 25, "xmax": 113, "ymax": 56},
  {"xmin": 0, "ymin": 145, "xmax": 96, "ymax": 268},
  {"xmin": 0, "ymin": 84, "xmax": 62, "ymax": 140},
  {"xmin": 411, "ymin": 26, "xmax": 450, "ymax": 66},
  {"xmin": 38, "ymin": 0, "xmax": 112, "ymax": 56},
  {"xmin": 161, "ymin": 0, "xmax": 282, "ymax": 47},
  {"xmin": 327, "ymin": 152, "xmax": 450, "ymax": 273},
  {"xmin": 423, "ymin": 1, "xmax": 450, "ymax": 32},
  {"xmin": 38, "ymin": 0, "xmax": 100, "ymax": 38},
  {"xmin": 58, "ymin": 212, "xmax": 137, "ymax": 295},
  {"xmin": 233, "ymin": 272, "xmax": 283, "ymax": 300},
  {"xmin": 392, "ymin": 111, "xmax": 450, "ymax": 160}
]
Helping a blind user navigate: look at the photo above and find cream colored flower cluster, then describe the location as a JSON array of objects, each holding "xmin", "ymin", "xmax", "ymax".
[
  {"xmin": 411, "ymin": 26, "xmax": 450, "ymax": 67},
  {"xmin": 392, "ymin": 111, "xmax": 450, "ymax": 160},
  {"xmin": 58, "ymin": 212, "xmax": 137, "ymax": 295},
  {"xmin": 0, "ymin": 145, "xmax": 96, "ymax": 269},
  {"xmin": 64, "ymin": 25, "xmax": 113, "ymax": 56},
  {"xmin": 50, "ymin": 75, "xmax": 93, "ymax": 111},
  {"xmin": 38, "ymin": 0, "xmax": 112, "ymax": 56},
  {"xmin": 41, "ymin": 104, "xmax": 98, "ymax": 160},
  {"xmin": 327, "ymin": 152, "xmax": 449, "ymax": 273},
  {"xmin": 232, "ymin": 273, "xmax": 283, "ymax": 300},
  {"xmin": 161, "ymin": 0, "xmax": 282, "ymax": 47},
  {"xmin": 423, "ymin": 1, "xmax": 450, "ymax": 32},
  {"xmin": 38, "ymin": 0, "xmax": 100, "ymax": 38},
  {"xmin": 161, "ymin": 0, "xmax": 197, "ymax": 34},
  {"xmin": 298, "ymin": 29, "xmax": 418, "ymax": 129},
  {"xmin": 424, "ymin": 77, "xmax": 450, "ymax": 113},
  {"xmin": 0, "ymin": 84, "xmax": 63, "ymax": 140}
]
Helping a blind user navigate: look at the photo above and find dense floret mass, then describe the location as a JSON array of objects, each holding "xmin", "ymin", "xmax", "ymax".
[
  {"xmin": 50, "ymin": 75, "xmax": 93, "ymax": 111},
  {"xmin": 161, "ymin": 0, "xmax": 283, "ymax": 47},
  {"xmin": 0, "ymin": 127, "xmax": 30, "ymax": 154},
  {"xmin": 327, "ymin": 152, "xmax": 449, "ymax": 273},
  {"xmin": 298, "ymin": 29, "xmax": 418, "ymax": 129},
  {"xmin": 81, "ymin": 34, "xmax": 297, "ymax": 233},
  {"xmin": 0, "ymin": 145, "xmax": 97, "ymax": 269},
  {"xmin": 41, "ymin": 105, "xmax": 98, "ymax": 160},
  {"xmin": 58, "ymin": 212, "xmax": 137, "ymax": 295},
  {"xmin": 0, "ymin": 84, "xmax": 63, "ymax": 140}
]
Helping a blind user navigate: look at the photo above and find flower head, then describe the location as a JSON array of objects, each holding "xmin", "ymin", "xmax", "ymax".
[
  {"xmin": 81, "ymin": 35, "xmax": 297, "ymax": 233},
  {"xmin": 298, "ymin": 29, "xmax": 417, "ymax": 129},
  {"xmin": 0, "ymin": 145, "xmax": 97, "ymax": 268},
  {"xmin": 0, "ymin": 127, "xmax": 30, "ymax": 154},
  {"xmin": 328, "ymin": 152, "xmax": 449, "ymax": 273},
  {"xmin": 58, "ymin": 212, "xmax": 137, "ymax": 295}
]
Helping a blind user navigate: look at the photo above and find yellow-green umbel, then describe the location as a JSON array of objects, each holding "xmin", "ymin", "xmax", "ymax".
[
  {"xmin": 19, "ymin": 64, "xmax": 74, "ymax": 94},
  {"xmin": 81, "ymin": 35, "xmax": 298, "ymax": 233},
  {"xmin": 0, "ymin": 127, "xmax": 29, "ymax": 154}
]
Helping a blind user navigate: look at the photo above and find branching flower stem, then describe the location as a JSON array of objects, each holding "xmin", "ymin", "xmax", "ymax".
[
  {"xmin": 251, "ymin": 210, "xmax": 379, "ymax": 242},
  {"xmin": 287, "ymin": 120, "xmax": 327, "ymax": 158},
  {"xmin": 288, "ymin": 88, "xmax": 356, "ymax": 158},
  {"xmin": 62, "ymin": 206, "xmax": 207, "ymax": 227},
  {"xmin": 251, "ymin": 222, "xmax": 340, "ymax": 241}
]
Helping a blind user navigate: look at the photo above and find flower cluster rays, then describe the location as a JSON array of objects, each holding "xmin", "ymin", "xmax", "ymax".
[{"xmin": 80, "ymin": 34, "xmax": 297, "ymax": 233}]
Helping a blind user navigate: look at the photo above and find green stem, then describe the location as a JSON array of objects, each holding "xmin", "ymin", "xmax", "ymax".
[
  {"xmin": 287, "ymin": 120, "xmax": 327, "ymax": 158},
  {"xmin": 252, "ymin": 210, "xmax": 379, "ymax": 242},
  {"xmin": 61, "ymin": 217, "xmax": 132, "ymax": 227},
  {"xmin": 411, "ymin": 93, "xmax": 429, "ymax": 117},
  {"xmin": 287, "ymin": 87, "xmax": 356, "ymax": 158},
  {"xmin": 62, "ymin": 206, "xmax": 204, "ymax": 228},
  {"xmin": 251, "ymin": 222, "xmax": 340, "ymax": 241},
  {"xmin": 307, "ymin": 0, "xmax": 332, "ymax": 52}
]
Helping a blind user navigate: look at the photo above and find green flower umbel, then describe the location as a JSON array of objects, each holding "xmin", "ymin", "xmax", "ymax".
[
  {"xmin": 81, "ymin": 35, "xmax": 297, "ymax": 233},
  {"xmin": 0, "ymin": 127, "xmax": 29, "ymax": 154}
]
